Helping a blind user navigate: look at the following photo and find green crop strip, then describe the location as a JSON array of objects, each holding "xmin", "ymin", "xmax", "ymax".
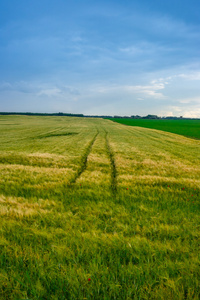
[{"xmin": 111, "ymin": 118, "xmax": 200, "ymax": 139}]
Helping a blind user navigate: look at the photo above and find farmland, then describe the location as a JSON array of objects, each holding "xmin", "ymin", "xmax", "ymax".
[
  {"xmin": 111, "ymin": 118, "xmax": 200, "ymax": 140},
  {"xmin": 0, "ymin": 115, "xmax": 200, "ymax": 300}
]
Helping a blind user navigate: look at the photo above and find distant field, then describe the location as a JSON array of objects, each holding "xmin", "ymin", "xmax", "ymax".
[
  {"xmin": 111, "ymin": 118, "xmax": 200, "ymax": 139},
  {"xmin": 0, "ymin": 115, "xmax": 200, "ymax": 299}
]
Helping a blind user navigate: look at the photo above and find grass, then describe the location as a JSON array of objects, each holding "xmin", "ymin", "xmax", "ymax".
[
  {"xmin": 0, "ymin": 115, "xmax": 200, "ymax": 299},
  {"xmin": 110, "ymin": 118, "xmax": 200, "ymax": 139}
]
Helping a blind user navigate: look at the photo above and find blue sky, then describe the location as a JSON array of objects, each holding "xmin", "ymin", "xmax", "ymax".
[{"xmin": 0, "ymin": 0, "xmax": 200, "ymax": 117}]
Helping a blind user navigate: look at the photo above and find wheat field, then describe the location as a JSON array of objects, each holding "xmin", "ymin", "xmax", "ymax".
[{"xmin": 0, "ymin": 115, "xmax": 199, "ymax": 299}]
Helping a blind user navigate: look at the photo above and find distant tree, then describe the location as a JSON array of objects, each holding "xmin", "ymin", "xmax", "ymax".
[{"xmin": 143, "ymin": 115, "xmax": 160, "ymax": 119}]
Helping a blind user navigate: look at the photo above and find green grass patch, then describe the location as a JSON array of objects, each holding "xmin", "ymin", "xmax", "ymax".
[
  {"xmin": 110, "ymin": 118, "xmax": 200, "ymax": 139},
  {"xmin": 36, "ymin": 132, "xmax": 78, "ymax": 139}
]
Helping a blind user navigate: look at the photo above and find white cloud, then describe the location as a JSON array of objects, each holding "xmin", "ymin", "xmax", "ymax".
[
  {"xmin": 37, "ymin": 88, "xmax": 62, "ymax": 97},
  {"xmin": 179, "ymin": 99, "xmax": 191, "ymax": 104},
  {"xmin": 0, "ymin": 81, "xmax": 12, "ymax": 90},
  {"xmin": 119, "ymin": 46, "xmax": 144, "ymax": 55},
  {"xmin": 178, "ymin": 72, "xmax": 200, "ymax": 81},
  {"xmin": 178, "ymin": 97, "xmax": 200, "ymax": 104},
  {"xmin": 183, "ymin": 109, "xmax": 200, "ymax": 118},
  {"xmin": 0, "ymin": 80, "xmax": 81, "ymax": 98},
  {"xmin": 91, "ymin": 80, "xmax": 167, "ymax": 100}
]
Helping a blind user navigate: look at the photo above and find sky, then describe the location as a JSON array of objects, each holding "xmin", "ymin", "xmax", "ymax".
[{"xmin": 0, "ymin": 0, "xmax": 200, "ymax": 117}]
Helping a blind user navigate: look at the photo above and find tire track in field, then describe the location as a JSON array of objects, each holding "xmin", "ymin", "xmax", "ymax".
[
  {"xmin": 70, "ymin": 130, "xmax": 99, "ymax": 184},
  {"xmin": 104, "ymin": 129, "xmax": 117, "ymax": 196}
]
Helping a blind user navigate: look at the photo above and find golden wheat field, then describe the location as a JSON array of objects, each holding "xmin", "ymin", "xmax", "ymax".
[{"xmin": 0, "ymin": 115, "xmax": 199, "ymax": 299}]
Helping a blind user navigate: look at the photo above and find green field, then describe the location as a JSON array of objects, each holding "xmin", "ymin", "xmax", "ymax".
[
  {"xmin": 0, "ymin": 115, "xmax": 200, "ymax": 300},
  {"xmin": 111, "ymin": 119, "xmax": 200, "ymax": 140}
]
